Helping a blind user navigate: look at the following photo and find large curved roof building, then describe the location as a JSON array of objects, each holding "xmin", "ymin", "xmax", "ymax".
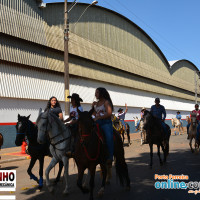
[{"xmin": 0, "ymin": 0, "xmax": 199, "ymax": 147}]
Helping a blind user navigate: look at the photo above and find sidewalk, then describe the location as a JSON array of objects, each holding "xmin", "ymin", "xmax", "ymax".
[{"xmin": 0, "ymin": 146, "xmax": 30, "ymax": 164}]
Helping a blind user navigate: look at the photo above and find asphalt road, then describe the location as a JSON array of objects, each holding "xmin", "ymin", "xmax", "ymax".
[{"xmin": 1, "ymin": 132, "xmax": 200, "ymax": 200}]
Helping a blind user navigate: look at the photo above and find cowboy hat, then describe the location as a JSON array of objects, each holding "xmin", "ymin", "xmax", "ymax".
[
  {"xmin": 118, "ymin": 108, "xmax": 123, "ymax": 112},
  {"xmin": 141, "ymin": 107, "xmax": 146, "ymax": 111},
  {"xmin": 67, "ymin": 93, "xmax": 83, "ymax": 102}
]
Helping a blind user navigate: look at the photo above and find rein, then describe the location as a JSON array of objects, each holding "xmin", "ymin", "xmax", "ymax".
[
  {"xmin": 40, "ymin": 116, "xmax": 71, "ymax": 151},
  {"xmin": 80, "ymin": 124, "xmax": 101, "ymax": 161}
]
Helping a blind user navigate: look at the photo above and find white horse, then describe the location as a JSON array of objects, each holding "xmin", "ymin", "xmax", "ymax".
[
  {"xmin": 171, "ymin": 118, "xmax": 183, "ymax": 135},
  {"xmin": 36, "ymin": 109, "xmax": 71, "ymax": 194},
  {"xmin": 133, "ymin": 117, "xmax": 139, "ymax": 127},
  {"xmin": 189, "ymin": 112, "xmax": 199, "ymax": 153}
]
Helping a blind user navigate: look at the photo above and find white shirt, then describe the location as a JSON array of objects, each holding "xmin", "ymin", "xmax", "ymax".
[{"xmin": 70, "ymin": 106, "xmax": 83, "ymax": 120}]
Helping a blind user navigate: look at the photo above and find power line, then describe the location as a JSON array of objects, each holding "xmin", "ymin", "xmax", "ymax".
[{"xmin": 69, "ymin": 32, "xmax": 194, "ymax": 90}]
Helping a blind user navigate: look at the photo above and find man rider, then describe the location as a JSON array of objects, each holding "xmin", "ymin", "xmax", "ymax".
[
  {"xmin": 187, "ymin": 104, "xmax": 200, "ymax": 142},
  {"xmin": 150, "ymin": 97, "xmax": 168, "ymax": 136}
]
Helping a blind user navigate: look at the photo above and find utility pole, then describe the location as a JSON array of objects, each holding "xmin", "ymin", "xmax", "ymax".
[
  {"xmin": 64, "ymin": 0, "xmax": 70, "ymax": 116},
  {"xmin": 195, "ymin": 70, "xmax": 197, "ymax": 104}
]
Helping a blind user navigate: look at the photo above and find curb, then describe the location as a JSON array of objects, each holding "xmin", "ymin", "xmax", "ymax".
[{"xmin": 0, "ymin": 156, "xmax": 30, "ymax": 164}]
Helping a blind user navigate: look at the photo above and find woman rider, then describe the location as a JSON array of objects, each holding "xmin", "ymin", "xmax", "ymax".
[
  {"xmin": 64, "ymin": 93, "xmax": 83, "ymax": 156},
  {"xmin": 45, "ymin": 96, "xmax": 63, "ymax": 120},
  {"xmin": 91, "ymin": 87, "xmax": 114, "ymax": 167}
]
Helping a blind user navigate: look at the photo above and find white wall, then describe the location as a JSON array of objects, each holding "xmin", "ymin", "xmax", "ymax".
[{"xmin": 0, "ymin": 64, "xmax": 195, "ymax": 123}]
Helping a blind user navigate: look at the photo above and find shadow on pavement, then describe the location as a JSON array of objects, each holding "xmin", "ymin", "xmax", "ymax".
[{"xmin": 19, "ymin": 148, "xmax": 200, "ymax": 200}]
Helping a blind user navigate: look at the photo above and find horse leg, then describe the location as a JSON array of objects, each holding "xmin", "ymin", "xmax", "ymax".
[
  {"xmin": 174, "ymin": 127, "xmax": 176, "ymax": 135},
  {"xmin": 54, "ymin": 161, "xmax": 63, "ymax": 184},
  {"xmin": 77, "ymin": 166, "xmax": 89, "ymax": 193},
  {"xmin": 38, "ymin": 156, "xmax": 44, "ymax": 190},
  {"xmin": 122, "ymin": 132, "xmax": 125, "ymax": 144},
  {"xmin": 127, "ymin": 131, "xmax": 131, "ymax": 145},
  {"xmin": 45, "ymin": 157, "xmax": 59, "ymax": 193},
  {"xmin": 61, "ymin": 156, "xmax": 69, "ymax": 195},
  {"xmin": 98, "ymin": 163, "xmax": 107, "ymax": 197},
  {"xmin": 149, "ymin": 144, "xmax": 153, "ymax": 167},
  {"xmin": 189, "ymin": 138, "xmax": 194, "ymax": 153},
  {"xmin": 140, "ymin": 131, "xmax": 143, "ymax": 145},
  {"xmin": 161, "ymin": 143, "xmax": 167, "ymax": 163},
  {"xmin": 27, "ymin": 157, "xmax": 38, "ymax": 183},
  {"xmin": 157, "ymin": 145, "xmax": 163, "ymax": 166},
  {"xmin": 89, "ymin": 165, "xmax": 96, "ymax": 200}
]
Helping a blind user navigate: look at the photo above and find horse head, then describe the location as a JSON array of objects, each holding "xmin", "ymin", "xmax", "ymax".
[
  {"xmin": 15, "ymin": 114, "xmax": 31, "ymax": 146},
  {"xmin": 190, "ymin": 112, "xmax": 197, "ymax": 127},
  {"xmin": 36, "ymin": 110, "xmax": 49, "ymax": 144},
  {"xmin": 143, "ymin": 110, "xmax": 152, "ymax": 129},
  {"xmin": 77, "ymin": 109, "xmax": 94, "ymax": 137}
]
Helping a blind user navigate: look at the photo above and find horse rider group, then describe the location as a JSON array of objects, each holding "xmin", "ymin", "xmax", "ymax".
[
  {"xmin": 45, "ymin": 88, "xmax": 200, "ymax": 166},
  {"xmin": 186, "ymin": 103, "xmax": 200, "ymax": 143}
]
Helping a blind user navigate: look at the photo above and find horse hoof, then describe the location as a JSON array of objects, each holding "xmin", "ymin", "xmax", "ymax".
[
  {"xmin": 48, "ymin": 186, "xmax": 54, "ymax": 194},
  {"xmin": 106, "ymin": 181, "xmax": 110, "ymax": 185},
  {"xmin": 63, "ymin": 190, "xmax": 69, "ymax": 195},
  {"xmin": 98, "ymin": 188, "xmax": 105, "ymax": 197},
  {"xmin": 125, "ymin": 186, "xmax": 131, "ymax": 191},
  {"xmin": 37, "ymin": 185, "xmax": 43, "ymax": 191},
  {"xmin": 82, "ymin": 186, "xmax": 90, "ymax": 194}
]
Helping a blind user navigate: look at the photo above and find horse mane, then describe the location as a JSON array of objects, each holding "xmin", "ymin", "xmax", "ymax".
[
  {"xmin": 36, "ymin": 112, "xmax": 46, "ymax": 125},
  {"xmin": 49, "ymin": 112, "xmax": 67, "ymax": 134},
  {"xmin": 144, "ymin": 110, "xmax": 162, "ymax": 130}
]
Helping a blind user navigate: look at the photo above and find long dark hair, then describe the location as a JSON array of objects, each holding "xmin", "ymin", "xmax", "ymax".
[
  {"xmin": 97, "ymin": 87, "xmax": 114, "ymax": 111},
  {"xmin": 45, "ymin": 96, "xmax": 61, "ymax": 112}
]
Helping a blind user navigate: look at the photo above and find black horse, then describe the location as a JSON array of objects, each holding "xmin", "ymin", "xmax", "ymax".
[
  {"xmin": 143, "ymin": 110, "xmax": 171, "ymax": 167},
  {"xmin": 15, "ymin": 114, "xmax": 63, "ymax": 190}
]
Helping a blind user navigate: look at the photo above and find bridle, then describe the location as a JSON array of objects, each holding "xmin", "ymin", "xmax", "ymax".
[{"xmin": 39, "ymin": 115, "xmax": 71, "ymax": 151}]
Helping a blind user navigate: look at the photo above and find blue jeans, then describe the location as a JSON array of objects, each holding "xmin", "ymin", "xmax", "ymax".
[
  {"xmin": 120, "ymin": 119, "xmax": 126, "ymax": 129},
  {"xmin": 96, "ymin": 119, "xmax": 114, "ymax": 160}
]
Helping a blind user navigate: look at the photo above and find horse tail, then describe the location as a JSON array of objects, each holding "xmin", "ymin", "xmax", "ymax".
[
  {"xmin": 165, "ymin": 124, "xmax": 171, "ymax": 155},
  {"xmin": 113, "ymin": 130, "xmax": 130, "ymax": 187}
]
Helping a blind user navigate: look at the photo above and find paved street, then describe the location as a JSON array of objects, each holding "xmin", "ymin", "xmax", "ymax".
[{"xmin": 1, "ymin": 131, "xmax": 200, "ymax": 200}]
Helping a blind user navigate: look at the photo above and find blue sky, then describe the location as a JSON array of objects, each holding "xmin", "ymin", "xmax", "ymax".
[{"xmin": 43, "ymin": 0, "xmax": 200, "ymax": 69}]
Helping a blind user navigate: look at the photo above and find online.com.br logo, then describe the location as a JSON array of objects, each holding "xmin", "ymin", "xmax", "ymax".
[{"xmin": 154, "ymin": 174, "xmax": 200, "ymax": 195}]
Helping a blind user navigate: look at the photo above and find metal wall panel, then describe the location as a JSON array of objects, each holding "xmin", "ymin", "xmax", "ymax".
[
  {"xmin": 0, "ymin": 1, "xmax": 199, "ymax": 101},
  {"xmin": 0, "ymin": 63, "xmax": 64, "ymax": 100}
]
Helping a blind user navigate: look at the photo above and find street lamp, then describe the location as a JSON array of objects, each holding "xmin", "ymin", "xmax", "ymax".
[
  {"xmin": 72, "ymin": 1, "xmax": 98, "ymax": 30},
  {"xmin": 64, "ymin": 0, "xmax": 98, "ymax": 116}
]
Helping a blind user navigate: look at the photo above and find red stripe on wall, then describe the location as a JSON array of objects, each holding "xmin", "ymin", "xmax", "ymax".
[
  {"xmin": 125, "ymin": 119, "xmax": 186, "ymax": 122},
  {"xmin": 0, "ymin": 122, "xmax": 36, "ymax": 126},
  {"xmin": 0, "ymin": 119, "xmax": 186, "ymax": 125}
]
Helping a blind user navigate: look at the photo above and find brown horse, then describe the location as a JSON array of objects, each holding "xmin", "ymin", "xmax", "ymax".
[
  {"xmin": 0, "ymin": 133, "xmax": 3, "ymax": 149},
  {"xmin": 143, "ymin": 110, "xmax": 171, "ymax": 167},
  {"xmin": 0, "ymin": 133, "xmax": 3, "ymax": 161},
  {"xmin": 188, "ymin": 113, "xmax": 199, "ymax": 153},
  {"xmin": 75, "ymin": 111, "xmax": 130, "ymax": 200}
]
